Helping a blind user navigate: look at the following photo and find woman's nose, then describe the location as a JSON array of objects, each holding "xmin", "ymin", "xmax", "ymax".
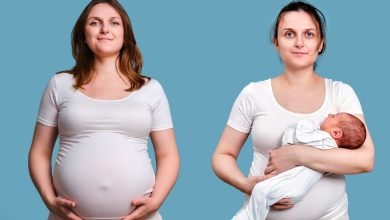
[
  {"xmin": 294, "ymin": 36, "xmax": 304, "ymax": 48},
  {"xmin": 100, "ymin": 23, "xmax": 109, "ymax": 34}
]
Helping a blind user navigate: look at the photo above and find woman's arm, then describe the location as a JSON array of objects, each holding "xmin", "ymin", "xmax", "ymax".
[
  {"xmin": 29, "ymin": 123, "xmax": 58, "ymax": 208},
  {"xmin": 124, "ymin": 128, "xmax": 179, "ymax": 220},
  {"xmin": 266, "ymin": 114, "xmax": 375, "ymax": 175},
  {"xmin": 212, "ymin": 126, "xmax": 274, "ymax": 195},
  {"xmin": 29, "ymin": 123, "xmax": 82, "ymax": 220}
]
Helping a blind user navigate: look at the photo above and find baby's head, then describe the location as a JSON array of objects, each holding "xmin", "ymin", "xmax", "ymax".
[{"xmin": 320, "ymin": 113, "xmax": 366, "ymax": 149}]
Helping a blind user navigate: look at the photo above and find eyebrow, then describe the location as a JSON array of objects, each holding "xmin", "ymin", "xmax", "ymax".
[
  {"xmin": 87, "ymin": 16, "xmax": 121, "ymax": 21},
  {"xmin": 281, "ymin": 28, "xmax": 317, "ymax": 32}
]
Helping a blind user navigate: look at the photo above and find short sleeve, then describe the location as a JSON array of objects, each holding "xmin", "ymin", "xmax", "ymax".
[
  {"xmin": 227, "ymin": 84, "xmax": 255, "ymax": 133},
  {"xmin": 336, "ymin": 82, "xmax": 363, "ymax": 115},
  {"xmin": 37, "ymin": 76, "xmax": 58, "ymax": 127},
  {"xmin": 151, "ymin": 80, "xmax": 173, "ymax": 131}
]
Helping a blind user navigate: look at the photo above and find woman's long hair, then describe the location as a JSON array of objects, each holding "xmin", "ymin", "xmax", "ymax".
[{"xmin": 65, "ymin": 0, "xmax": 147, "ymax": 91}]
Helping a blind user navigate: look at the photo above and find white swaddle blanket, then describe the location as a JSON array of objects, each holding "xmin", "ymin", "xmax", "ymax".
[{"xmin": 233, "ymin": 119, "xmax": 337, "ymax": 220}]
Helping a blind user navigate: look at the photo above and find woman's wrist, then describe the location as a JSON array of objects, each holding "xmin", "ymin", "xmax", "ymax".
[
  {"xmin": 293, "ymin": 145, "xmax": 307, "ymax": 166},
  {"xmin": 44, "ymin": 195, "xmax": 57, "ymax": 211},
  {"xmin": 149, "ymin": 194, "xmax": 164, "ymax": 211},
  {"xmin": 236, "ymin": 175, "xmax": 252, "ymax": 194}
]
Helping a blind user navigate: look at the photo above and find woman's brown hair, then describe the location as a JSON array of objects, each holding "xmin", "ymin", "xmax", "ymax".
[{"xmin": 65, "ymin": 0, "xmax": 147, "ymax": 91}]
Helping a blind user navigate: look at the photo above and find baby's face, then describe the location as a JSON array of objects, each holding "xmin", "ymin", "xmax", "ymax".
[{"xmin": 320, "ymin": 113, "xmax": 341, "ymax": 132}]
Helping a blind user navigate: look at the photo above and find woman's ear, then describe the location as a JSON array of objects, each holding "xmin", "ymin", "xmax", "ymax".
[
  {"xmin": 273, "ymin": 38, "xmax": 279, "ymax": 50},
  {"xmin": 318, "ymin": 39, "xmax": 324, "ymax": 53}
]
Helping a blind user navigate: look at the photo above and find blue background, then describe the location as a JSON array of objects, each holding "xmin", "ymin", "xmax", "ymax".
[{"xmin": 1, "ymin": 0, "xmax": 388, "ymax": 219}]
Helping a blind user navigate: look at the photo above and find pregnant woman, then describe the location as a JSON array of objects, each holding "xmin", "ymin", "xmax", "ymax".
[{"xmin": 28, "ymin": 1, "xmax": 179, "ymax": 220}]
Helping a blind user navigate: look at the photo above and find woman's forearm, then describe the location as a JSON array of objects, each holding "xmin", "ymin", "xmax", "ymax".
[
  {"xmin": 297, "ymin": 144, "xmax": 374, "ymax": 174},
  {"xmin": 28, "ymin": 123, "xmax": 58, "ymax": 209},
  {"xmin": 212, "ymin": 153, "xmax": 252, "ymax": 194},
  {"xmin": 212, "ymin": 126, "xmax": 252, "ymax": 194},
  {"xmin": 149, "ymin": 129, "xmax": 179, "ymax": 207},
  {"xmin": 267, "ymin": 141, "xmax": 374, "ymax": 175},
  {"xmin": 28, "ymin": 147, "xmax": 56, "ymax": 208},
  {"xmin": 151, "ymin": 152, "xmax": 179, "ymax": 207}
]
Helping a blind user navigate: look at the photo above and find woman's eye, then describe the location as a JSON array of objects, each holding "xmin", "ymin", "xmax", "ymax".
[
  {"xmin": 285, "ymin": 31, "xmax": 295, "ymax": 38},
  {"xmin": 305, "ymin": 32, "xmax": 315, "ymax": 38},
  {"xmin": 112, "ymin": 21, "xmax": 121, "ymax": 26},
  {"xmin": 90, "ymin": 21, "xmax": 100, "ymax": 26}
]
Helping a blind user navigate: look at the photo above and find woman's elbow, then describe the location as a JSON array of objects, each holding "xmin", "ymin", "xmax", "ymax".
[
  {"xmin": 211, "ymin": 152, "xmax": 220, "ymax": 173},
  {"xmin": 211, "ymin": 151, "xmax": 228, "ymax": 176},
  {"xmin": 359, "ymin": 156, "xmax": 375, "ymax": 173},
  {"xmin": 364, "ymin": 158, "xmax": 375, "ymax": 173}
]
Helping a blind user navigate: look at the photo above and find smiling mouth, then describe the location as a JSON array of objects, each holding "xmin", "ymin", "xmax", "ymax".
[{"xmin": 98, "ymin": 38, "xmax": 112, "ymax": 41}]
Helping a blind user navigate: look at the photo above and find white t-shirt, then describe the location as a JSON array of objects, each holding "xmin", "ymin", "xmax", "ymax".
[
  {"xmin": 38, "ymin": 72, "xmax": 172, "ymax": 220},
  {"xmin": 227, "ymin": 78, "xmax": 362, "ymax": 220}
]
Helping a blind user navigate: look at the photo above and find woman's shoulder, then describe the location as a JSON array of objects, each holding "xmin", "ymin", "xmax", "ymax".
[
  {"xmin": 142, "ymin": 77, "xmax": 163, "ymax": 90},
  {"xmin": 138, "ymin": 77, "xmax": 168, "ymax": 98},
  {"xmin": 52, "ymin": 71, "xmax": 74, "ymax": 83},
  {"xmin": 250, "ymin": 78, "xmax": 271, "ymax": 87},
  {"xmin": 240, "ymin": 78, "xmax": 271, "ymax": 95},
  {"xmin": 326, "ymin": 78, "xmax": 354, "ymax": 88},
  {"xmin": 45, "ymin": 72, "xmax": 74, "ymax": 94},
  {"xmin": 325, "ymin": 78, "xmax": 356, "ymax": 94}
]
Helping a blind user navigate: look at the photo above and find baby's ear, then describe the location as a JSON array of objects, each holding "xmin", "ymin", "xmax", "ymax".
[{"xmin": 331, "ymin": 128, "xmax": 343, "ymax": 139}]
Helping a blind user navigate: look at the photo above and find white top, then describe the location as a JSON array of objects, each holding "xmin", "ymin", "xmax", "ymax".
[
  {"xmin": 228, "ymin": 78, "xmax": 362, "ymax": 220},
  {"xmin": 37, "ymin": 72, "xmax": 172, "ymax": 220}
]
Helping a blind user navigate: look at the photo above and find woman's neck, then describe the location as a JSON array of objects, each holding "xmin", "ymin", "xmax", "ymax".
[
  {"xmin": 280, "ymin": 67, "xmax": 320, "ymax": 87},
  {"xmin": 93, "ymin": 55, "xmax": 120, "ymax": 77}
]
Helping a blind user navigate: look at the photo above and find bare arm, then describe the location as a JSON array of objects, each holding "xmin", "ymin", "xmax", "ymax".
[
  {"xmin": 150, "ymin": 128, "xmax": 180, "ymax": 207},
  {"xmin": 29, "ymin": 123, "xmax": 58, "ymax": 209},
  {"xmin": 125, "ymin": 128, "xmax": 179, "ymax": 220},
  {"xmin": 29, "ymin": 123, "xmax": 82, "ymax": 220},
  {"xmin": 266, "ymin": 114, "xmax": 375, "ymax": 175},
  {"xmin": 212, "ymin": 126, "xmax": 273, "ymax": 195}
]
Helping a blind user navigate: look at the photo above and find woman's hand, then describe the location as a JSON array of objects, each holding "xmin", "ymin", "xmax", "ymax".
[
  {"xmin": 248, "ymin": 175, "xmax": 294, "ymax": 210},
  {"xmin": 265, "ymin": 145, "xmax": 301, "ymax": 175},
  {"xmin": 271, "ymin": 198, "xmax": 294, "ymax": 210},
  {"xmin": 123, "ymin": 195, "xmax": 160, "ymax": 220},
  {"xmin": 241, "ymin": 174, "xmax": 275, "ymax": 195},
  {"xmin": 123, "ymin": 128, "xmax": 179, "ymax": 220},
  {"xmin": 48, "ymin": 197, "xmax": 82, "ymax": 220}
]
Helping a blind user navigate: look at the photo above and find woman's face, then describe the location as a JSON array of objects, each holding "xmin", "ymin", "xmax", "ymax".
[
  {"xmin": 84, "ymin": 3, "xmax": 124, "ymax": 59},
  {"xmin": 274, "ymin": 11, "xmax": 323, "ymax": 70}
]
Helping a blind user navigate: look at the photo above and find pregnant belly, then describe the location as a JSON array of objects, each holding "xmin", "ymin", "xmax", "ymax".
[{"xmin": 53, "ymin": 136, "xmax": 155, "ymax": 220}]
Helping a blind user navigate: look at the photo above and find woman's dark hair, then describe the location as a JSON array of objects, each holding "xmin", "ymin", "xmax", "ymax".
[
  {"xmin": 272, "ymin": 0, "xmax": 327, "ymax": 55},
  {"xmin": 64, "ymin": 0, "xmax": 147, "ymax": 91}
]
